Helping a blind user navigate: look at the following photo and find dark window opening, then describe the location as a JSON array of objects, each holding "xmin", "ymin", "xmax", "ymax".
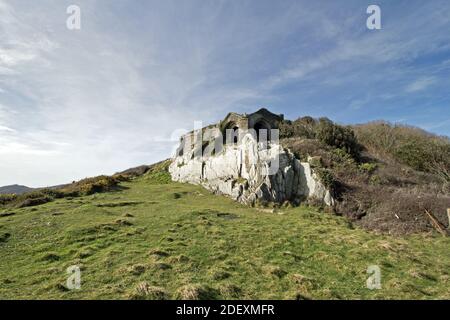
[
  {"xmin": 223, "ymin": 122, "xmax": 240, "ymax": 145},
  {"xmin": 254, "ymin": 121, "xmax": 271, "ymax": 142}
]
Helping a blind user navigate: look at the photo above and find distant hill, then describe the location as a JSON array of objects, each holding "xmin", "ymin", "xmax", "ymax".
[{"xmin": 0, "ymin": 184, "xmax": 33, "ymax": 195}]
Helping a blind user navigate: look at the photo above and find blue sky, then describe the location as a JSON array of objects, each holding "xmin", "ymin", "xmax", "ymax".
[{"xmin": 0, "ymin": 0, "xmax": 449, "ymax": 187}]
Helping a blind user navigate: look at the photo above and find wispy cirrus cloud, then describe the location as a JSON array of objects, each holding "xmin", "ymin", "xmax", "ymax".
[
  {"xmin": 0, "ymin": 124, "xmax": 15, "ymax": 132},
  {"xmin": 405, "ymin": 77, "xmax": 436, "ymax": 92}
]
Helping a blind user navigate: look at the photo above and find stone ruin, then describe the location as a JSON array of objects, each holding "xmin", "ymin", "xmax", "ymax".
[{"xmin": 169, "ymin": 108, "xmax": 334, "ymax": 207}]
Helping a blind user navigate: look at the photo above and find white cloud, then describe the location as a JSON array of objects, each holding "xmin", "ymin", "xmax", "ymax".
[
  {"xmin": 0, "ymin": 49, "xmax": 36, "ymax": 67},
  {"xmin": 0, "ymin": 124, "xmax": 15, "ymax": 132},
  {"xmin": 0, "ymin": 141, "xmax": 58, "ymax": 155},
  {"xmin": 405, "ymin": 77, "xmax": 435, "ymax": 93}
]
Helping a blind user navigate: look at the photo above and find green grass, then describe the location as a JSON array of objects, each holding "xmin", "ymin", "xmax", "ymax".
[{"xmin": 0, "ymin": 175, "xmax": 449, "ymax": 299}]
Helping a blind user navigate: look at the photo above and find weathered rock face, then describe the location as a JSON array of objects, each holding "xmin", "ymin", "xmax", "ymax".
[{"xmin": 169, "ymin": 134, "xmax": 334, "ymax": 207}]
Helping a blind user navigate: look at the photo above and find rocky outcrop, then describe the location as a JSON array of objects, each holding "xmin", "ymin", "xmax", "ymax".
[{"xmin": 169, "ymin": 134, "xmax": 334, "ymax": 207}]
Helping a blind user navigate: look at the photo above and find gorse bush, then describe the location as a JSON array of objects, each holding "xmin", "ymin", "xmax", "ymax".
[
  {"xmin": 354, "ymin": 121, "xmax": 450, "ymax": 180},
  {"xmin": 394, "ymin": 139, "xmax": 450, "ymax": 183},
  {"xmin": 0, "ymin": 162, "xmax": 172, "ymax": 210},
  {"xmin": 8, "ymin": 189, "xmax": 65, "ymax": 208},
  {"xmin": 315, "ymin": 168, "xmax": 336, "ymax": 189},
  {"xmin": 279, "ymin": 116, "xmax": 316, "ymax": 139},
  {"xmin": 279, "ymin": 117, "xmax": 361, "ymax": 159},
  {"xmin": 0, "ymin": 194, "xmax": 17, "ymax": 205},
  {"xmin": 358, "ymin": 163, "xmax": 377, "ymax": 174},
  {"xmin": 316, "ymin": 118, "xmax": 361, "ymax": 159},
  {"xmin": 0, "ymin": 176, "xmax": 123, "ymax": 209},
  {"xmin": 394, "ymin": 140, "xmax": 431, "ymax": 171},
  {"xmin": 0, "ymin": 160, "xmax": 175, "ymax": 210},
  {"xmin": 281, "ymin": 116, "xmax": 450, "ymax": 234},
  {"xmin": 16, "ymin": 195, "xmax": 53, "ymax": 208},
  {"xmin": 61, "ymin": 175, "xmax": 120, "ymax": 196}
]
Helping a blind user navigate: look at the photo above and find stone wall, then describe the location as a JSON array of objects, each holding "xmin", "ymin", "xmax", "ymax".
[{"xmin": 169, "ymin": 133, "xmax": 334, "ymax": 207}]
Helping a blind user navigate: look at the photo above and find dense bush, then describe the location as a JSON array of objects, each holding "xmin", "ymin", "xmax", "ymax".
[
  {"xmin": 316, "ymin": 118, "xmax": 361, "ymax": 159},
  {"xmin": 394, "ymin": 139, "xmax": 450, "ymax": 183},
  {"xmin": 394, "ymin": 140, "xmax": 431, "ymax": 171},
  {"xmin": 61, "ymin": 175, "xmax": 121, "ymax": 196},
  {"xmin": 315, "ymin": 167, "xmax": 336, "ymax": 189},
  {"xmin": 279, "ymin": 116, "xmax": 316, "ymax": 139},
  {"xmin": 0, "ymin": 194, "xmax": 17, "ymax": 205},
  {"xmin": 0, "ymin": 176, "xmax": 123, "ymax": 209},
  {"xmin": 0, "ymin": 161, "xmax": 174, "ymax": 210},
  {"xmin": 16, "ymin": 195, "xmax": 53, "ymax": 208},
  {"xmin": 358, "ymin": 163, "xmax": 377, "ymax": 174},
  {"xmin": 354, "ymin": 121, "xmax": 450, "ymax": 182},
  {"xmin": 279, "ymin": 117, "xmax": 361, "ymax": 159},
  {"xmin": 281, "ymin": 116, "xmax": 450, "ymax": 234},
  {"xmin": 0, "ymin": 189, "xmax": 64, "ymax": 208}
]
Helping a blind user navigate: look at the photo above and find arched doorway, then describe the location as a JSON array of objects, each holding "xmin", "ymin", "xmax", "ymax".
[
  {"xmin": 222, "ymin": 122, "xmax": 240, "ymax": 145},
  {"xmin": 253, "ymin": 120, "xmax": 271, "ymax": 142}
]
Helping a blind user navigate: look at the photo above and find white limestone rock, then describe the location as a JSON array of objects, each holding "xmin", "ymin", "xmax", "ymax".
[{"xmin": 169, "ymin": 134, "xmax": 334, "ymax": 207}]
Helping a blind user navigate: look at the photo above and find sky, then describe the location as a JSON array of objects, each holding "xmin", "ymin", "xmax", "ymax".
[{"xmin": 0, "ymin": 0, "xmax": 449, "ymax": 187}]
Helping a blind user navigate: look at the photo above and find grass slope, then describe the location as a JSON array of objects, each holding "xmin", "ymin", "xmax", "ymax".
[{"xmin": 0, "ymin": 174, "xmax": 449, "ymax": 299}]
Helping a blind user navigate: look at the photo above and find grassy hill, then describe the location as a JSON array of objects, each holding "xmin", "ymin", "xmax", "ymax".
[{"xmin": 1, "ymin": 167, "xmax": 449, "ymax": 299}]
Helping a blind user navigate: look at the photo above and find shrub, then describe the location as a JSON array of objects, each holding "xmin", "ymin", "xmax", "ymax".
[
  {"xmin": 279, "ymin": 120, "xmax": 294, "ymax": 138},
  {"xmin": 315, "ymin": 168, "xmax": 336, "ymax": 189},
  {"xmin": 279, "ymin": 117, "xmax": 317, "ymax": 139},
  {"xmin": 354, "ymin": 121, "xmax": 450, "ymax": 176},
  {"xmin": 0, "ymin": 176, "xmax": 124, "ymax": 210},
  {"xmin": 358, "ymin": 163, "xmax": 377, "ymax": 174},
  {"xmin": 316, "ymin": 118, "xmax": 361, "ymax": 159},
  {"xmin": 11, "ymin": 189, "xmax": 63, "ymax": 208},
  {"xmin": 280, "ymin": 117, "xmax": 361, "ymax": 159},
  {"xmin": 16, "ymin": 196, "xmax": 53, "ymax": 208},
  {"xmin": 394, "ymin": 140, "xmax": 430, "ymax": 171},
  {"xmin": 331, "ymin": 148, "xmax": 355, "ymax": 163},
  {"xmin": 61, "ymin": 176, "xmax": 120, "ymax": 196},
  {"xmin": 0, "ymin": 194, "xmax": 17, "ymax": 206},
  {"xmin": 393, "ymin": 139, "xmax": 450, "ymax": 181}
]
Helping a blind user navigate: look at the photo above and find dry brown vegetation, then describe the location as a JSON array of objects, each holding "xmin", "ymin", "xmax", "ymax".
[
  {"xmin": 280, "ymin": 117, "xmax": 450, "ymax": 235},
  {"xmin": 0, "ymin": 160, "xmax": 173, "ymax": 210},
  {"xmin": 0, "ymin": 175, "xmax": 126, "ymax": 209}
]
